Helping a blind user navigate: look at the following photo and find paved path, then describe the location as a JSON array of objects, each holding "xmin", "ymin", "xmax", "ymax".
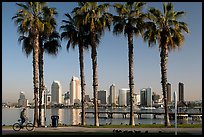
[{"xmin": 2, "ymin": 126, "xmax": 202, "ymax": 135}]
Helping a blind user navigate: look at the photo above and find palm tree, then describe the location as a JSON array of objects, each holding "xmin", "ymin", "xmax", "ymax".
[
  {"xmin": 72, "ymin": 2, "xmax": 112, "ymax": 126},
  {"xmin": 143, "ymin": 2, "xmax": 189, "ymax": 127},
  {"xmin": 38, "ymin": 31, "xmax": 61, "ymax": 126},
  {"xmin": 60, "ymin": 13, "xmax": 89, "ymax": 126},
  {"xmin": 38, "ymin": 6, "xmax": 59, "ymax": 127},
  {"xmin": 112, "ymin": 2, "xmax": 146, "ymax": 126},
  {"xmin": 18, "ymin": 31, "xmax": 61, "ymax": 126},
  {"xmin": 12, "ymin": 2, "xmax": 47, "ymax": 127}
]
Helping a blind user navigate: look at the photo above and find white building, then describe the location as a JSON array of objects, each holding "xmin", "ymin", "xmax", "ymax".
[
  {"xmin": 51, "ymin": 81, "xmax": 63, "ymax": 105},
  {"xmin": 118, "ymin": 88, "xmax": 129, "ymax": 106},
  {"xmin": 109, "ymin": 84, "xmax": 116, "ymax": 105},
  {"xmin": 133, "ymin": 93, "xmax": 140, "ymax": 106},
  {"xmin": 18, "ymin": 92, "xmax": 28, "ymax": 107},
  {"xmin": 70, "ymin": 76, "xmax": 81, "ymax": 105}
]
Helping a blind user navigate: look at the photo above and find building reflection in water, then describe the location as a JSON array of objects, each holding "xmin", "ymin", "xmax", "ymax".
[
  {"xmin": 51, "ymin": 108, "xmax": 64, "ymax": 125},
  {"xmin": 70, "ymin": 108, "xmax": 81, "ymax": 125}
]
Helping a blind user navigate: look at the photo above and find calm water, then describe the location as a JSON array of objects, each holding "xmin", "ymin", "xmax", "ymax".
[{"xmin": 2, "ymin": 107, "xmax": 202, "ymax": 126}]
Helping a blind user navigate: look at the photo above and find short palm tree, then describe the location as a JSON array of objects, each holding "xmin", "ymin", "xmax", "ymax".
[
  {"xmin": 72, "ymin": 2, "xmax": 112, "ymax": 126},
  {"xmin": 60, "ymin": 12, "xmax": 90, "ymax": 126},
  {"xmin": 143, "ymin": 2, "xmax": 189, "ymax": 127},
  {"xmin": 12, "ymin": 2, "xmax": 47, "ymax": 127},
  {"xmin": 113, "ymin": 2, "xmax": 146, "ymax": 126}
]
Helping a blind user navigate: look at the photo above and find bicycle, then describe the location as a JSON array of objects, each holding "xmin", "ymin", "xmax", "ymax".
[{"xmin": 13, "ymin": 118, "xmax": 35, "ymax": 131}]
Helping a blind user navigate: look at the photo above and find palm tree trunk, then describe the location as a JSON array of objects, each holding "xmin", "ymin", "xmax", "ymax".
[
  {"xmin": 79, "ymin": 42, "xmax": 86, "ymax": 126},
  {"xmin": 128, "ymin": 32, "xmax": 135, "ymax": 126},
  {"xmin": 33, "ymin": 34, "xmax": 39, "ymax": 127},
  {"xmin": 91, "ymin": 32, "xmax": 99, "ymax": 127},
  {"xmin": 160, "ymin": 42, "xmax": 170, "ymax": 127},
  {"xmin": 38, "ymin": 46, "xmax": 44, "ymax": 127}
]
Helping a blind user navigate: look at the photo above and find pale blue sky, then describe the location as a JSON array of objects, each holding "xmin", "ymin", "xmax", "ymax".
[{"xmin": 2, "ymin": 2, "xmax": 202, "ymax": 103}]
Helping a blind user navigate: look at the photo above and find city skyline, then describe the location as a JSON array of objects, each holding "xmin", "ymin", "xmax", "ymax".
[
  {"xmin": 2, "ymin": 2, "xmax": 202, "ymax": 102},
  {"xmin": 10, "ymin": 81, "xmax": 191, "ymax": 104}
]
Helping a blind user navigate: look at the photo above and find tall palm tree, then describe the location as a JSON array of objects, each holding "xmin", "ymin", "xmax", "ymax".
[
  {"xmin": 112, "ymin": 2, "xmax": 146, "ymax": 126},
  {"xmin": 60, "ymin": 13, "xmax": 89, "ymax": 126},
  {"xmin": 38, "ymin": 31, "xmax": 61, "ymax": 126},
  {"xmin": 38, "ymin": 6, "xmax": 59, "ymax": 127},
  {"xmin": 18, "ymin": 31, "xmax": 61, "ymax": 126},
  {"xmin": 12, "ymin": 2, "xmax": 47, "ymax": 127},
  {"xmin": 143, "ymin": 2, "xmax": 189, "ymax": 127},
  {"xmin": 72, "ymin": 2, "xmax": 112, "ymax": 126}
]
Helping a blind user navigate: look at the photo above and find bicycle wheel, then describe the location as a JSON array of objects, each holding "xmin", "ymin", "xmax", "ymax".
[
  {"xmin": 13, "ymin": 123, "xmax": 21, "ymax": 131},
  {"xmin": 26, "ymin": 123, "xmax": 35, "ymax": 131}
]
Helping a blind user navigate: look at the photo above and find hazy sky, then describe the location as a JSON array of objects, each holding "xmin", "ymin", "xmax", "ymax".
[{"xmin": 2, "ymin": 2, "xmax": 202, "ymax": 103}]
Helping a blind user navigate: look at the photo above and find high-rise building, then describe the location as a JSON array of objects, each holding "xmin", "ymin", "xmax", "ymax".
[
  {"xmin": 64, "ymin": 91, "xmax": 70, "ymax": 105},
  {"xmin": 118, "ymin": 88, "xmax": 129, "ymax": 106},
  {"xmin": 98, "ymin": 90, "xmax": 107, "ymax": 105},
  {"xmin": 126, "ymin": 91, "xmax": 130, "ymax": 106},
  {"xmin": 179, "ymin": 82, "xmax": 184, "ymax": 102},
  {"xmin": 140, "ymin": 87, "xmax": 152, "ymax": 107},
  {"xmin": 51, "ymin": 80, "xmax": 63, "ymax": 105},
  {"xmin": 18, "ymin": 91, "xmax": 28, "ymax": 107},
  {"xmin": 133, "ymin": 93, "xmax": 140, "ymax": 106},
  {"xmin": 85, "ymin": 95, "xmax": 90, "ymax": 102},
  {"xmin": 109, "ymin": 84, "xmax": 116, "ymax": 105},
  {"xmin": 167, "ymin": 83, "xmax": 171, "ymax": 103},
  {"xmin": 70, "ymin": 76, "xmax": 81, "ymax": 105}
]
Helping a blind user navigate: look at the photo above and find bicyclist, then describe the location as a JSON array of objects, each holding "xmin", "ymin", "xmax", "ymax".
[{"xmin": 20, "ymin": 108, "xmax": 27, "ymax": 128}]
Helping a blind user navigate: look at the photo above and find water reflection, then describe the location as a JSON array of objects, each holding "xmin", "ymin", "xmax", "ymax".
[
  {"xmin": 69, "ymin": 108, "xmax": 81, "ymax": 125},
  {"xmin": 51, "ymin": 108, "xmax": 64, "ymax": 125},
  {"xmin": 2, "ymin": 107, "xmax": 202, "ymax": 126}
]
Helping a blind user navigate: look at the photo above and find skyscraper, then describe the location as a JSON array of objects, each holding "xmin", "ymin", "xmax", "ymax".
[
  {"xmin": 126, "ymin": 91, "xmax": 130, "ymax": 106},
  {"xmin": 70, "ymin": 76, "xmax": 81, "ymax": 105},
  {"xmin": 140, "ymin": 87, "xmax": 152, "ymax": 107},
  {"xmin": 118, "ymin": 88, "xmax": 129, "ymax": 106},
  {"xmin": 167, "ymin": 83, "xmax": 171, "ymax": 103},
  {"xmin": 98, "ymin": 90, "xmax": 107, "ymax": 105},
  {"xmin": 179, "ymin": 82, "xmax": 184, "ymax": 102},
  {"xmin": 18, "ymin": 91, "xmax": 28, "ymax": 107},
  {"xmin": 109, "ymin": 84, "xmax": 116, "ymax": 105},
  {"xmin": 51, "ymin": 81, "xmax": 63, "ymax": 105}
]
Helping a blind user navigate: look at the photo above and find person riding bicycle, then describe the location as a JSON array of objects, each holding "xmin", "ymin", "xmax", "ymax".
[{"xmin": 20, "ymin": 108, "xmax": 27, "ymax": 128}]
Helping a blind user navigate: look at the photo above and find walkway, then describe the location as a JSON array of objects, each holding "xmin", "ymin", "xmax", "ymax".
[{"xmin": 2, "ymin": 126, "xmax": 202, "ymax": 135}]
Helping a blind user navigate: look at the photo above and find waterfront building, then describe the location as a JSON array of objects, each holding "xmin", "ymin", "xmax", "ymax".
[
  {"xmin": 46, "ymin": 93, "xmax": 52, "ymax": 106},
  {"xmin": 140, "ymin": 87, "xmax": 152, "ymax": 107},
  {"xmin": 133, "ymin": 93, "xmax": 140, "ymax": 106},
  {"xmin": 85, "ymin": 95, "xmax": 91, "ymax": 102},
  {"xmin": 167, "ymin": 83, "xmax": 171, "ymax": 103},
  {"xmin": 64, "ymin": 91, "xmax": 70, "ymax": 105},
  {"xmin": 98, "ymin": 90, "xmax": 107, "ymax": 105},
  {"xmin": 126, "ymin": 91, "xmax": 130, "ymax": 106},
  {"xmin": 18, "ymin": 91, "xmax": 28, "ymax": 107},
  {"xmin": 109, "ymin": 84, "xmax": 116, "ymax": 106},
  {"xmin": 179, "ymin": 82, "xmax": 184, "ymax": 102},
  {"xmin": 70, "ymin": 76, "xmax": 81, "ymax": 105},
  {"xmin": 118, "ymin": 88, "xmax": 129, "ymax": 106},
  {"xmin": 51, "ymin": 80, "xmax": 63, "ymax": 105},
  {"xmin": 152, "ymin": 92, "xmax": 163, "ymax": 108}
]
